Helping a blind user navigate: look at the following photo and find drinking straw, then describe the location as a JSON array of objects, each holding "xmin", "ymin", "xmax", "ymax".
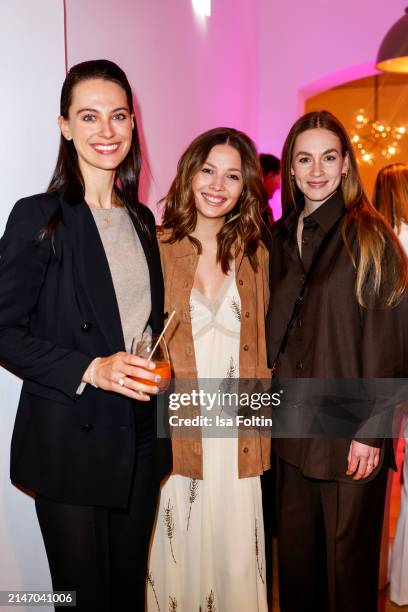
[{"xmin": 148, "ymin": 310, "xmax": 176, "ymax": 361}]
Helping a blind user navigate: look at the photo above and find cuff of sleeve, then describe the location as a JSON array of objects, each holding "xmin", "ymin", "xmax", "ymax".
[
  {"xmin": 353, "ymin": 437, "xmax": 383, "ymax": 448},
  {"xmin": 76, "ymin": 381, "xmax": 87, "ymax": 395}
]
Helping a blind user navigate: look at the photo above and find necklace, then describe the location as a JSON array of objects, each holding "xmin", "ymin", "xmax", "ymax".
[{"xmin": 87, "ymin": 192, "xmax": 123, "ymax": 225}]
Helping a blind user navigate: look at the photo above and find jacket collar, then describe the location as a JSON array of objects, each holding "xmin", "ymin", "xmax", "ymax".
[
  {"xmin": 58, "ymin": 191, "xmax": 161, "ymax": 352},
  {"xmin": 58, "ymin": 193, "xmax": 124, "ymax": 352},
  {"xmin": 282, "ymin": 189, "xmax": 347, "ymax": 238},
  {"xmin": 158, "ymin": 227, "xmax": 246, "ymax": 270}
]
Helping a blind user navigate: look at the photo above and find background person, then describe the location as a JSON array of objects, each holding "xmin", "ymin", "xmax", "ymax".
[
  {"xmin": 147, "ymin": 127, "xmax": 271, "ymax": 612},
  {"xmin": 259, "ymin": 153, "xmax": 281, "ymax": 201},
  {"xmin": 259, "ymin": 153, "xmax": 281, "ymax": 244},
  {"xmin": 0, "ymin": 59, "xmax": 171, "ymax": 611},
  {"xmin": 373, "ymin": 162, "xmax": 408, "ymax": 606},
  {"xmin": 266, "ymin": 111, "xmax": 408, "ymax": 612}
]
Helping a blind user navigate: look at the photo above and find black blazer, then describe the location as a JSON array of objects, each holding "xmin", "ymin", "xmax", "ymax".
[{"xmin": 0, "ymin": 191, "xmax": 171, "ymax": 507}]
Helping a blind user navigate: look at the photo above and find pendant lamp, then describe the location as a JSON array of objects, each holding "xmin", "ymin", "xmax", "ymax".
[{"xmin": 376, "ymin": 8, "xmax": 408, "ymax": 73}]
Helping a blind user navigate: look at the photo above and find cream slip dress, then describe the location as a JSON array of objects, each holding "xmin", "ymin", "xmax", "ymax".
[{"xmin": 147, "ymin": 266, "xmax": 267, "ymax": 612}]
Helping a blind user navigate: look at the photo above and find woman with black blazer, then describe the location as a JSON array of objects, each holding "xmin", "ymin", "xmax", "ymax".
[{"xmin": 0, "ymin": 60, "xmax": 171, "ymax": 611}]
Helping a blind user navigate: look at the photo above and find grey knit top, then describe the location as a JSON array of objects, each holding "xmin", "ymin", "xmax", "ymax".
[{"xmin": 91, "ymin": 207, "xmax": 151, "ymax": 352}]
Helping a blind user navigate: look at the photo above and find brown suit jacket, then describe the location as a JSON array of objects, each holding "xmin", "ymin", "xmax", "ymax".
[
  {"xmin": 266, "ymin": 191, "xmax": 408, "ymax": 482},
  {"xmin": 158, "ymin": 229, "xmax": 271, "ymax": 479}
]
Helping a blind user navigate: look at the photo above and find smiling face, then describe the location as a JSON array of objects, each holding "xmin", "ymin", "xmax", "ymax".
[
  {"xmin": 291, "ymin": 128, "xmax": 349, "ymax": 210},
  {"xmin": 58, "ymin": 78, "xmax": 134, "ymax": 177},
  {"xmin": 192, "ymin": 144, "xmax": 244, "ymax": 224}
]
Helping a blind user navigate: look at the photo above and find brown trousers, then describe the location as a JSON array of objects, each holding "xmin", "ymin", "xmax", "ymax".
[{"xmin": 276, "ymin": 457, "xmax": 388, "ymax": 612}]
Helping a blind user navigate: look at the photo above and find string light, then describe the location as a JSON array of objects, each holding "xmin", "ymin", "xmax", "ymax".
[{"xmin": 351, "ymin": 107, "xmax": 406, "ymax": 165}]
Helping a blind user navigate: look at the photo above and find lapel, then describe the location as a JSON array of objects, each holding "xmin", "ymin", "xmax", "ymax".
[{"xmin": 59, "ymin": 194, "xmax": 125, "ymax": 352}]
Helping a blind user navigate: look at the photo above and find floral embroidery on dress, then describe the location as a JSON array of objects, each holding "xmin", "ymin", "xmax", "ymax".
[
  {"xmin": 147, "ymin": 572, "xmax": 161, "ymax": 611},
  {"xmin": 187, "ymin": 478, "xmax": 199, "ymax": 531},
  {"xmin": 218, "ymin": 356, "xmax": 238, "ymax": 409},
  {"xmin": 231, "ymin": 296, "xmax": 241, "ymax": 321},
  {"xmin": 226, "ymin": 356, "xmax": 237, "ymax": 379},
  {"xmin": 168, "ymin": 596, "xmax": 178, "ymax": 611},
  {"xmin": 255, "ymin": 519, "xmax": 265, "ymax": 584},
  {"xmin": 164, "ymin": 498, "xmax": 177, "ymax": 564},
  {"xmin": 206, "ymin": 590, "xmax": 217, "ymax": 611}
]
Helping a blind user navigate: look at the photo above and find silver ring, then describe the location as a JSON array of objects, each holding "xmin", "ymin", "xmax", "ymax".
[{"xmin": 118, "ymin": 378, "xmax": 125, "ymax": 387}]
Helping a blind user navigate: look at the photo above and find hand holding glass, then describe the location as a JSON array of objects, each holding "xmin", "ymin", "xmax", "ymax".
[{"xmin": 131, "ymin": 333, "xmax": 171, "ymax": 393}]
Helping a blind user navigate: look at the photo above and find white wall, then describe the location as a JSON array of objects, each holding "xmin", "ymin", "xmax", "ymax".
[
  {"xmin": 0, "ymin": 1, "xmax": 65, "ymax": 607},
  {"xmin": 65, "ymin": 0, "xmax": 261, "ymax": 217}
]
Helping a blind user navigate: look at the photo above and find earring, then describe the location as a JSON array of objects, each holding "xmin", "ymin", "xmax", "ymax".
[{"xmin": 341, "ymin": 172, "xmax": 348, "ymax": 179}]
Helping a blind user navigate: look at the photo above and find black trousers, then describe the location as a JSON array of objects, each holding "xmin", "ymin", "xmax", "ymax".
[
  {"xmin": 276, "ymin": 457, "xmax": 388, "ymax": 612},
  {"xmin": 35, "ymin": 414, "xmax": 159, "ymax": 612}
]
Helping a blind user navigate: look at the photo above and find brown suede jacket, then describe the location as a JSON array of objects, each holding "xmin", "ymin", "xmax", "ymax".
[{"xmin": 158, "ymin": 228, "xmax": 271, "ymax": 479}]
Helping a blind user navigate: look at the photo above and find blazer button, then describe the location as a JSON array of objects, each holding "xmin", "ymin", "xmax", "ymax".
[
  {"xmin": 244, "ymin": 311, "xmax": 250, "ymax": 318},
  {"xmin": 238, "ymin": 279, "xmax": 244, "ymax": 286},
  {"xmin": 81, "ymin": 322, "xmax": 92, "ymax": 332},
  {"xmin": 242, "ymin": 447, "xmax": 249, "ymax": 453},
  {"xmin": 296, "ymin": 360, "xmax": 303, "ymax": 369},
  {"xmin": 243, "ymin": 344, "xmax": 249, "ymax": 351},
  {"xmin": 81, "ymin": 423, "xmax": 93, "ymax": 432}
]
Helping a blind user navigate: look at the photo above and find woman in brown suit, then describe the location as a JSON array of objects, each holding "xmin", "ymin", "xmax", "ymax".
[
  {"xmin": 266, "ymin": 111, "xmax": 408, "ymax": 612},
  {"xmin": 147, "ymin": 128, "xmax": 271, "ymax": 611}
]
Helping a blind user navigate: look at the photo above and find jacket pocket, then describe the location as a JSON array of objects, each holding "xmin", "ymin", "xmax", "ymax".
[{"xmin": 23, "ymin": 380, "xmax": 76, "ymax": 405}]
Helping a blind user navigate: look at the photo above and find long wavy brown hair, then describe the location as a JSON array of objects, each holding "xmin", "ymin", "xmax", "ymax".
[
  {"xmin": 281, "ymin": 110, "xmax": 408, "ymax": 307},
  {"xmin": 373, "ymin": 163, "xmax": 408, "ymax": 233},
  {"xmin": 161, "ymin": 127, "xmax": 267, "ymax": 273}
]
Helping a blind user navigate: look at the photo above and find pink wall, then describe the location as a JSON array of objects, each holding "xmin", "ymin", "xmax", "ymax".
[
  {"xmin": 258, "ymin": 0, "xmax": 407, "ymax": 154},
  {"xmin": 65, "ymin": 0, "xmax": 261, "ymax": 216},
  {"xmin": 65, "ymin": 0, "xmax": 407, "ymax": 221},
  {"xmin": 258, "ymin": 0, "xmax": 407, "ymax": 218}
]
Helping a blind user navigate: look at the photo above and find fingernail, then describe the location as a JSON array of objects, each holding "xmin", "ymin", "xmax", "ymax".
[
  {"xmin": 149, "ymin": 361, "xmax": 156, "ymax": 369},
  {"xmin": 154, "ymin": 375, "xmax": 161, "ymax": 382}
]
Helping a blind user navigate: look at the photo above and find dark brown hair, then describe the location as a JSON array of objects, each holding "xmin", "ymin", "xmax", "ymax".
[
  {"xmin": 161, "ymin": 127, "xmax": 267, "ymax": 273},
  {"xmin": 373, "ymin": 163, "xmax": 408, "ymax": 232},
  {"xmin": 44, "ymin": 59, "xmax": 146, "ymax": 238},
  {"xmin": 281, "ymin": 110, "xmax": 408, "ymax": 306}
]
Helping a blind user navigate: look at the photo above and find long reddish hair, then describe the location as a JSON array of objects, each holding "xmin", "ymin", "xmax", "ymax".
[{"xmin": 281, "ymin": 111, "xmax": 408, "ymax": 306}]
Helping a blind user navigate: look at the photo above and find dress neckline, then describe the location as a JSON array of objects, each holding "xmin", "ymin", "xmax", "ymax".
[{"xmin": 191, "ymin": 264, "xmax": 235, "ymax": 309}]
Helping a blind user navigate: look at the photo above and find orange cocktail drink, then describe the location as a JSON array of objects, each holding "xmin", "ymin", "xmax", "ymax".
[{"xmin": 132, "ymin": 360, "xmax": 171, "ymax": 392}]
